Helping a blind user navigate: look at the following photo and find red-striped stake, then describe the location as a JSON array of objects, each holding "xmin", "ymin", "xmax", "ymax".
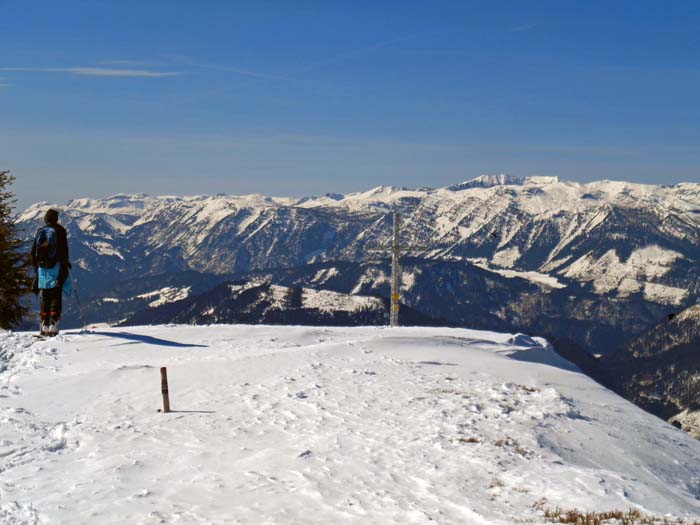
[{"xmin": 160, "ymin": 367, "xmax": 171, "ymax": 413}]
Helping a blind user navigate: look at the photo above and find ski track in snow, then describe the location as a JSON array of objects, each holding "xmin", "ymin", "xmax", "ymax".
[{"xmin": 1, "ymin": 325, "xmax": 700, "ymax": 524}]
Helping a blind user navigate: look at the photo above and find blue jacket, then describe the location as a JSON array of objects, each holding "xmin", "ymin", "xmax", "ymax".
[{"xmin": 38, "ymin": 263, "xmax": 73, "ymax": 295}]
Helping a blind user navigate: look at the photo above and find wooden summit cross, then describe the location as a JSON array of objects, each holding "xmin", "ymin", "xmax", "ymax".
[{"xmin": 367, "ymin": 210, "xmax": 430, "ymax": 327}]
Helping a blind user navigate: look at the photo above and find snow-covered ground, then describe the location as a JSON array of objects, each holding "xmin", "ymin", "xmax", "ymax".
[{"xmin": 2, "ymin": 325, "xmax": 700, "ymax": 524}]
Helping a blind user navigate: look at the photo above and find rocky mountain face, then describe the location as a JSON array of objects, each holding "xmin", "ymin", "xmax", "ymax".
[
  {"xmin": 607, "ymin": 305, "xmax": 700, "ymax": 438},
  {"xmin": 17, "ymin": 270, "xmax": 228, "ymax": 332},
  {"xmin": 16, "ymin": 176, "xmax": 700, "ymax": 353},
  {"xmin": 234, "ymin": 258, "xmax": 675, "ymax": 355},
  {"xmin": 122, "ymin": 278, "xmax": 443, "ymax": 328}
]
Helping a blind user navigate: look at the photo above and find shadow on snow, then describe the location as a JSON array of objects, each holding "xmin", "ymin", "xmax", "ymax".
[{"xmin": 90, "ymin": 331, "xmax": 208, "ymax": 348}]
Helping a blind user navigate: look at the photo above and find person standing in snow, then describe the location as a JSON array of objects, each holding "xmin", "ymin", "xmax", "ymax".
[{"xmin": 31, "ymin": 209, "xmax": 71, "ymax": 336}]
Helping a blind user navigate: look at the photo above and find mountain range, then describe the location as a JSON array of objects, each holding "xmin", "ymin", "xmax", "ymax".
[{"xmin": 17, "ymin": 175, "xmax": 700, "ymax": 342}]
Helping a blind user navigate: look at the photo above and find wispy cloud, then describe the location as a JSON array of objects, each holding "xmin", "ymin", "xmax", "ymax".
[
  {"xmin": 596, "ymin": 65, "xmax": 700, "ymax": 76},
  {"xmin": 163, "ymin": 55, "xmax": 287, "ymax": 81},
  {"xmin": 0, "ymin": 67, "xmax": 182, "ymax": 77},
  {"xmin": 99, "ymin": 59, "xmax": 158, "ymax": 67},
  {"xmin": 508, "ymin": 24, "xmax": 535, "ymax": 33},
  {"xmin": 295, "ymin": 35, "xmax": 419, "ymax": 74},
  {"xmin": 189, "ymin": 62, "xmax": 287, "ymax": 81}
]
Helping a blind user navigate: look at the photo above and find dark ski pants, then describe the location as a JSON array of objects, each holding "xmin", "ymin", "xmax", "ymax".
[{"xmin": 40, "ymin": 287, "xmax": 62, "ymax": 323}]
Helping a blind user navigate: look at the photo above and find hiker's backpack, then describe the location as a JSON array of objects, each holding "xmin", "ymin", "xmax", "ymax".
[{"xmin": 34, "ymin": 226, "xmax": 59, "ymax": 268}]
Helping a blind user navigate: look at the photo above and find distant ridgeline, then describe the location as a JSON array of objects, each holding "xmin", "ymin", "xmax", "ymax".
[{"xmin": 16, "ymin": 175, "xmax": 700, "ymax": 358}]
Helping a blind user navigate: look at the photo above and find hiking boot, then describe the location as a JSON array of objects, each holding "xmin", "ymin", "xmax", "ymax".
[{"xmin": 48, "ymin": 320, "xmax": 60, "ymax": 337}]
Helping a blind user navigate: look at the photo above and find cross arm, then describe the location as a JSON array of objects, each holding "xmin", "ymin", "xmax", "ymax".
[{"xmin": 365, "ymin": 245, "xmax": 433, "ymax": 252}]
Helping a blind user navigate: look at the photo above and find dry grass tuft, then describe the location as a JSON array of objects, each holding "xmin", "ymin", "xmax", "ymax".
[
  {"xmin": 541, "ymin": 506, "xmax": 700, "ymax": 525},
  {"xmin": 494, "ymin": 436, "xmax": 534, "ymax": 458}
]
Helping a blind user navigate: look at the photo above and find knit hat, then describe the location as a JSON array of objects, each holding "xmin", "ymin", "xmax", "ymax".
[{"xmin": 44, "ymin": 209, "xmax": 59, "ymax": 225}]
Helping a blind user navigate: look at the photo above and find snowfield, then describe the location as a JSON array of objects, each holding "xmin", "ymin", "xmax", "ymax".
[{"xmin": 1, "ymin": 325, "xmax": 700, "ymax": 524}]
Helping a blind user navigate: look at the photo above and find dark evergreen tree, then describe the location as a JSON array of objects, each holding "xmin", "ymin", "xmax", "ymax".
[
  {"xmin": 0, "ymin": 171, "xmax": 31, "ymax": 329},
  {"xmin": 284, "ymin": 286, "xmax": 303, "ymax": 309}
]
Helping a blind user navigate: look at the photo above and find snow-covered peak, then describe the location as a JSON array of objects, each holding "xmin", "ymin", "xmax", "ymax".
[
  {"xmin": 297, "ymin": 185, "xmax": 431, "ymax": 211},
  {"xmin": 344, "ymin": 185, "xmax": 428, "ymax": 204},
  {"xmin": 16, "ymin": 201, "xmax": 51, "ymax": 223},
  {"xmin": 584, "ymin": 179, "xmax": 660, "ymax": 201},
  {"xmin": 448, "ymin": 174, "xmax": 526, "ymax": 190},
  {"xmin": 67, "ymin": 194, "xmax": 156, "ymax": 212},
  {"xmin": 358, "ymin": 185, "xmax": 405, "ymax": 198},
  {"xmin": 446, "ymin": 174, "xmax": 564, "ymax": 192},
  {"xmin": 525, "ymin": 175, "xmax": 560, "ymax": 185}
]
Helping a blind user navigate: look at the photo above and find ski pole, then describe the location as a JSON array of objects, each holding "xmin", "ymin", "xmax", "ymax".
[
  {"xmin": 68, "ymin": 267, "xmax": 88, "ymax": 331},
  {"xmin": 36, "ymin": 286, "xmax": 43, "ymax": 330}
]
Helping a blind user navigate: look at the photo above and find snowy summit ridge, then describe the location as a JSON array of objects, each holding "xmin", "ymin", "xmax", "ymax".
[{"xmin": 2, "ymin": 325, "xmax": 700, "ymax": 523}]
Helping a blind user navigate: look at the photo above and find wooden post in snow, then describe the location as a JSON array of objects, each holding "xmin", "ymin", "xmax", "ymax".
[{"xmin": 160, "ymin": 367, "xmax": 171, "ymax": 413}]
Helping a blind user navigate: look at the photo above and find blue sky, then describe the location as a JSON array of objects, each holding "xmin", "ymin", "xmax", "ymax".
[{"xmin": 2, "ymin": 1, "xmax": 699, "ymax": 210}]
